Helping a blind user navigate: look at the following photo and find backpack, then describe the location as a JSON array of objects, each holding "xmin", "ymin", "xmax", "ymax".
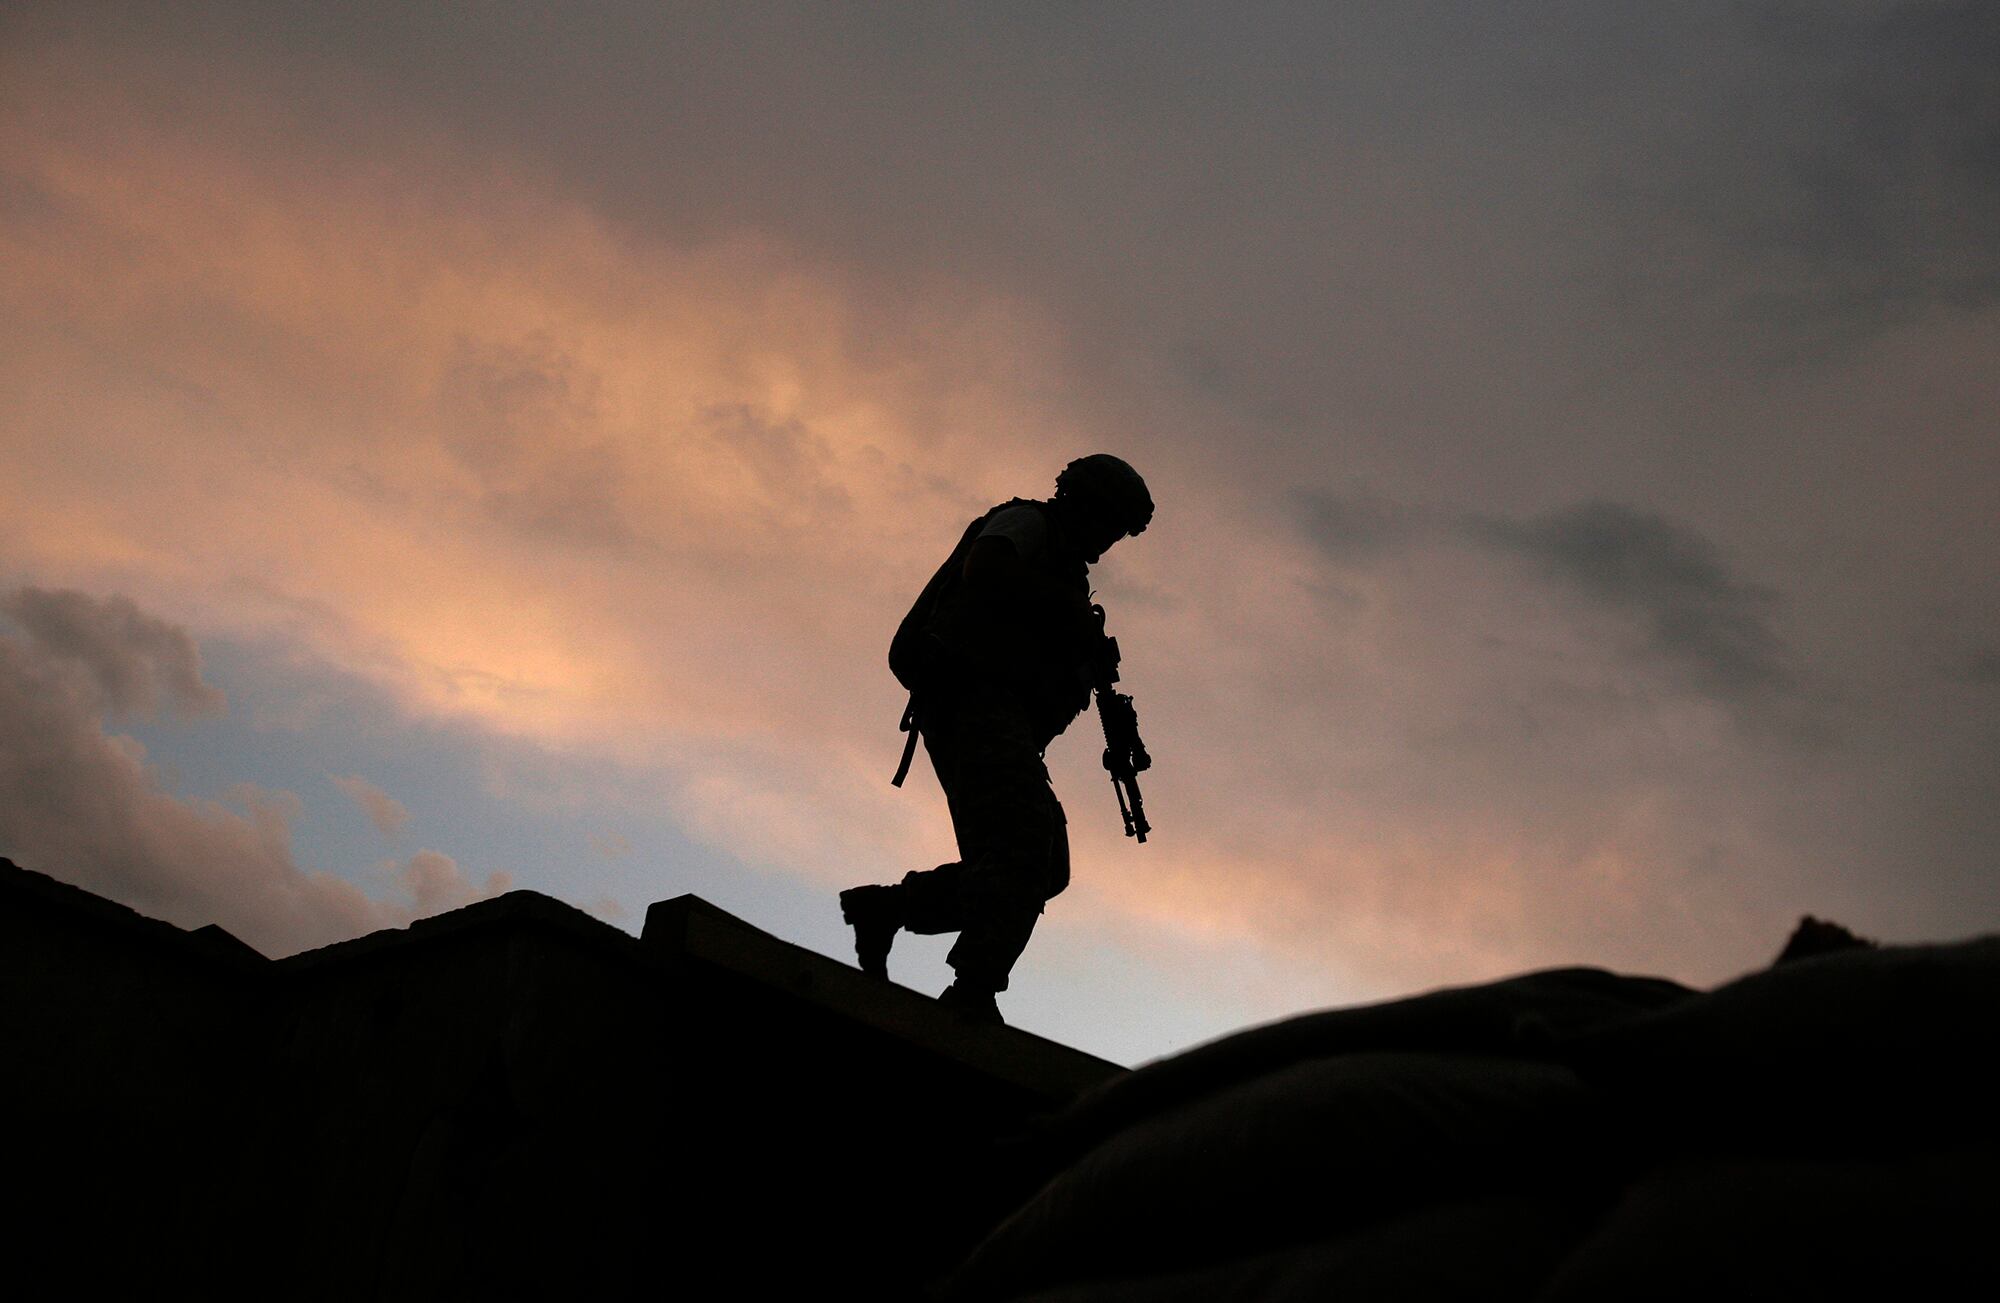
[
  {"xmin": 886, "ymin": 499, "xmax": 1037, "ymax": 785},
  {"xmin": 888, "ymin": 499, "xmax": 1034, "ymax": 692}
]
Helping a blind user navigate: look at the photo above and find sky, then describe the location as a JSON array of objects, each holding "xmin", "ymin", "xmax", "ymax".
[{"xmin": 3, "ymin": 2, "xmax": 1996, "ymax": 1066}]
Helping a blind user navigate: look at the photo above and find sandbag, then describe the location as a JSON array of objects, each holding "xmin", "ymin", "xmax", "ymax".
[
  {"xmin": 1006, "ymin": 1195, "xmax": 1593, "ymax": 1303},
  {"xmin": 1025, "ymin": 967, "xmax": 1690, "ymax": 1169},
  {"xmin": 1537, "ymin": 1152, "xmax": 1998, "ymax": 1301},
  {"xmin": 1559, "ymin": 936, "xmax": 2000, "ymax": 1150},
  {"xmin": 950, "ymin": 1053, "xmax": 1603, "ymax": 1300}
]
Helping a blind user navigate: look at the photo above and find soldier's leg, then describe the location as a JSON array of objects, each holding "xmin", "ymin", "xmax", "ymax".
[
  {"xmin": 903, "ymin": 700, "xmax": 1042, "ymax": 938},
  {"xmin": 944, "ymin": 801, "xmax": 1062, "ymax": 991},
  {"xmin": 838, "ymin": 709, "xmax": 978, "ymax": 975},
  {"xmin": 844, "ymin": 686, "xmax": 1065, "ymax": 1001},
  {"xmin": 894, "ymin": 861, "xmax": 968, "ymax": 934},
  {"xmin": 841, "ymin": 861, "xmax": 966, "ymax": 979},
  {"xmin": 939, "ymin": 705, "xmax": 1069, "ymax": 995}
]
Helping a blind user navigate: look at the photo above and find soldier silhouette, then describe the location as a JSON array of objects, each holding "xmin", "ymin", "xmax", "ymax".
[{"xmin": 841, "ymin": 455, "xmax": 1154, "ymax": 1024}]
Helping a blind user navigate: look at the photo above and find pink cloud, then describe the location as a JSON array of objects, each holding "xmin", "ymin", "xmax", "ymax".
[
  {"xmin": 0, "ymin": 589, "xmax": 507, "ymax": 956},
  {"xmin": 4, "ymin": 34, "xmax": 1989, "ymax": 1022},
  {"xmin": 331, "ymin": 773, "xmax": 411, "ymax": 837},
  {"xmin": 387, "ymin": 849, "xmax": 512, "ymax": 917},
  {"xmin": 1, "ymin": 586, "xmax": 226, "ymax": 720}
]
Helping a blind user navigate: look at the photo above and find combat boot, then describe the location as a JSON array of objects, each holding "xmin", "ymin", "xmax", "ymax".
[
  {"xmin": 839, "ymin": 883, "xmax": 905, "ymax": 979},
  {"xmin": 937, "ymin": 981, "xmax": 1003, "ymax": 1026}
]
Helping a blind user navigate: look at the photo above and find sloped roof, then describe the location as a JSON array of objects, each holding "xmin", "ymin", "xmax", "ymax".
[
  {"xmin": 5, "ymin": 853, "xmax": 1123, "ymax": 1296},
  {"xmin": 642, "ymin": 892, "xmax": 1122, "ymax": 1101},
  {"xmin": 1, "ymin": 855, "xmax": 1122, "ymax": 1103}
]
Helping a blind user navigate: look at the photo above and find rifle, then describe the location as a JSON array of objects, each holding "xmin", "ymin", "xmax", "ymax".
[{"xmin": 1088, "ymin": 604, "xmax": 1152, "ymax": 842}]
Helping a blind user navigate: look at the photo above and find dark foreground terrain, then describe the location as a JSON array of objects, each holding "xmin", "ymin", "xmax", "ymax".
[{"xmin": 8, "ymin": 856, "xmax": 1994, "ymax": 1300}]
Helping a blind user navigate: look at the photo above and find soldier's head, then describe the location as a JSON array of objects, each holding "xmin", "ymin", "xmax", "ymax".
[{"xmin": 1053, "ymin": 454, "xmax": 1153, "ymax": 562}]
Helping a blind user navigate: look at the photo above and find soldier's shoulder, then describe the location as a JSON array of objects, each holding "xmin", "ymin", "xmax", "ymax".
[{"xmin": 977, "ymin": 499, "xmax": 1053, "ymax": 551}]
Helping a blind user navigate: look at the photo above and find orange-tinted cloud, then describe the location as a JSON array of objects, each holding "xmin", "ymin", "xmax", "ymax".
[
  {"xmin": 331, "ymin": 773, "xmax": 411, "ymax": 837},
  {"xmin": 6, "ymin": 20, "xmax": 1997, "ymax": 1025},
  {"xmin": 0, "ymin": 52, "xmax": 1865, "ymax": 997}
]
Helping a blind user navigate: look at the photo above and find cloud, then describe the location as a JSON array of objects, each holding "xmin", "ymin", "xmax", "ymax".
[
  {"xmin": 1594, "ymin": 3, "xmax": 2000, "ymax": 344},
  {"xmin": 3, "ymin": 9, "xmax": 1997, "ymax": 1045},
  {"xmin": 0, "ymin": 48, "xmax": 1070, "ymax": 770},
  {"xmin": 1, "ymin": 586, "xmax": 227, "ymax": 720},
  {"xmin": 436, "ymin": 333, "xmax": 634, "ymax": 550},
  {"xmin": 1291, "ymin": 488, "xmax": 1424, "ymax": 564},
  {"xmin": 330, "ymin": 773, "xmax": 411, "ymax": 836},
  {"xmin": 387, "ymin": 849, "xmax": 512, "ymax": 917},
  {"xmin": 0, "ymin": 591, "xmax": 506, "ymax": 956},
  {"xmin": 1472, "ymin": 502, "xmax": 1795, "ymax": 705},
  {"xmin": 1286, "ymin": 489, "xmax": 1810, "ymax": 722},
  {"xmin": 586, "ymin": 831, "xmax": 632, "ymax": 859}
]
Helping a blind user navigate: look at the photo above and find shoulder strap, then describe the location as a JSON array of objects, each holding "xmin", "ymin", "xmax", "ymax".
[{"xmin": 891, "ymin": 695, "xmax": 922, "ymax": 787}]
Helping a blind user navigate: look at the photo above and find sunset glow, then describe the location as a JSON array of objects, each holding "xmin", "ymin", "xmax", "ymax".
[{"xmin": 6, "ymin": 5, "xmax": 1997, "ymax": 1062}]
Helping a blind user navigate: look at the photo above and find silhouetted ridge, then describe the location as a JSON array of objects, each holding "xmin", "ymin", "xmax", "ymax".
[
  {"xmin": 15, "ymin": 854, "xmax": 1988, "ymax": 1301},
  {"xmin": 2, "ymin": 856, "xmax": 1118, "ymax": 1300}
]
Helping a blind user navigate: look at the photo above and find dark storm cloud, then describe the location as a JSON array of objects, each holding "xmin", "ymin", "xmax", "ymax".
[
  {"xmin": 35, "ymin": 1, "xmax": 1996, "ymax": 436},
  {"xmin": 1291, "ymin": 488, "xmax": 1423, "ymax": 563},
  {"xmin": 1, "ymin": 586, "xmax": 227, "ymax": 719},
  {"xmin": 1290, "ymin": 493, "xmax": 1798, "ymax": 707},
  {"xmin": 1602, "ymin": 2, "xmax": 2000, "ymax": 337},
  {"xmin": 1473, "ymin": 502, "xmax": 1795, "ymax": 702}
]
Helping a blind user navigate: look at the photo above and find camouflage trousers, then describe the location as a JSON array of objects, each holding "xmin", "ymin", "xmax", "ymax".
[{"xmin": 900, "ymin": 682, "xmax": 1071, "ymax": 993}]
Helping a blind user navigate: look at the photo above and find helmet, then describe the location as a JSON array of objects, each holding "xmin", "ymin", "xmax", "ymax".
[{"xmin": 1054, "ymin": 454, "xmax": 1154, "ymax": 536}]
